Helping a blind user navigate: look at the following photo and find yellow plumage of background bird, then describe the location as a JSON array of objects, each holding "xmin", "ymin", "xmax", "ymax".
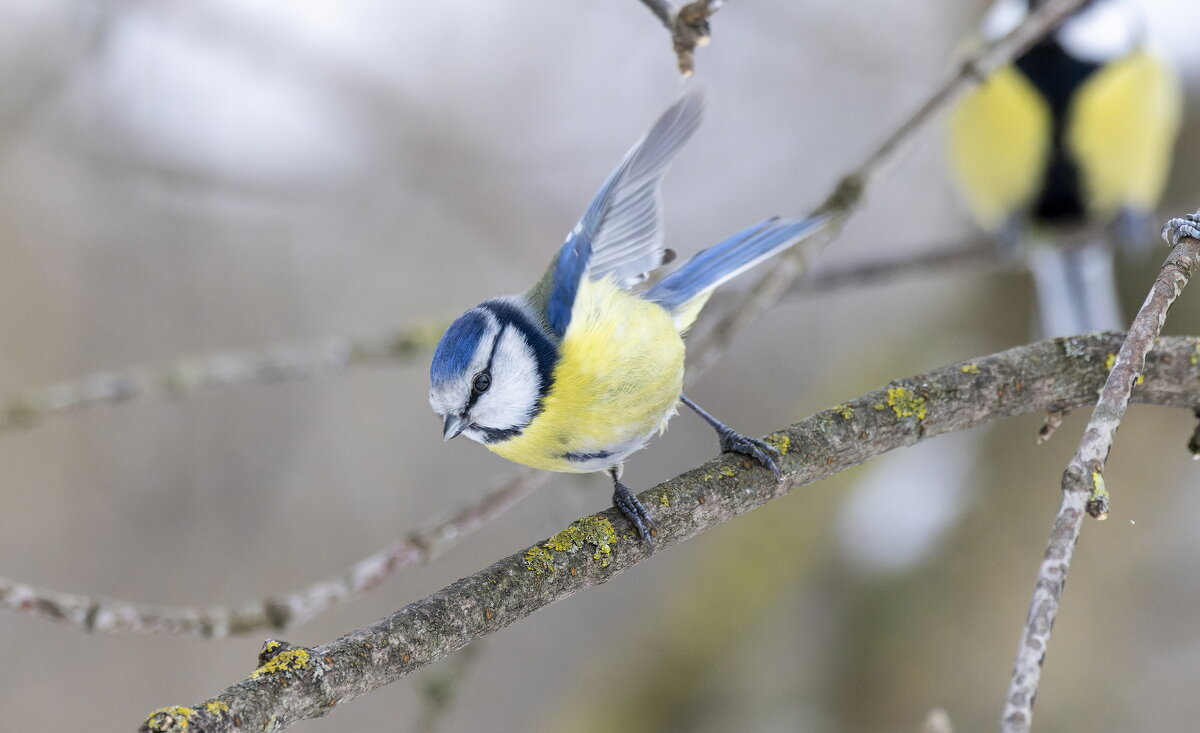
[{"xmin": 947, "ymin": 0, "xmax": 1181, "ymax": 336}]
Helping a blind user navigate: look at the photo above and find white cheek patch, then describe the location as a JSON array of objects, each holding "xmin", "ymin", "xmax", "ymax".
[
  {"xmin": 470, "ymin": 327, "xmax": 541, "ymax": 431},
  {"xmin": 1056, "ymin": 0, "xmax": 1140, "ymax": 62},
  {"xmin": 982, "ymin": 0, "xmax": 1028, "ymax": 41}
]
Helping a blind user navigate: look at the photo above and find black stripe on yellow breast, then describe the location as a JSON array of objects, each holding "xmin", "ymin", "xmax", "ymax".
[{"xmin": 1013, "ymin": 38, "xmax": 1101, "ymax": 224}]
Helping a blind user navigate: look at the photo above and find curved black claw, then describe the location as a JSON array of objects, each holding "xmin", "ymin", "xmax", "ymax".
[
  {"xmin": 1161, "ymin": 212, "xmax": 1200, "ymax": 246},
  {"xmin": 613, "ymin": 480, "xmax": 655, "ymax": 551},
  {"xmin": 719, "ymin": 428, "xmax": 782, "ymax": 480}
]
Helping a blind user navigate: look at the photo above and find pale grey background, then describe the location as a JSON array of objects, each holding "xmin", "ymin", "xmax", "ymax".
[{"xmin": 3, "ymin": 1, "xmax": 1200, "ymax": 731}]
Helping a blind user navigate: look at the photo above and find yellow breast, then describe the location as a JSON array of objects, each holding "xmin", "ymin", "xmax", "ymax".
[
  {"xmin": 487, "ymin": 278, "xmax": 685, "ymax": 473},
  {"xmin": 946, "ymin": 65, "xmax": 1052, "ymax": 230},
  {"xmin": 1066, "ymin": 50, "xmax": 1181, "ymax": 218}
]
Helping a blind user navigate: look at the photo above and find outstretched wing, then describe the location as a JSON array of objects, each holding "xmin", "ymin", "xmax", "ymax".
[
  {"xmin": 544, "ymin": 87, "xmax": 706, "ymax": 337},
  {"xmin": 646, "ymin": 215, "xmax": 828, "ymax": 331}
]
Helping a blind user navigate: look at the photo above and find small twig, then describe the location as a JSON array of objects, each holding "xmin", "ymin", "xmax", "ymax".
[
  {"xmin": 0, "ymin": 323, "xmax": 443, "ymax": 435},
  {"xmin": 1036, "ymin": 404, "xmax": 1068, "ymax": 444},
  {"xmin": 1001, "ymin": 212, "xmax": 1200, "ymax": 733},
  {"xmin": 789, "ymin": 238, "xmax": 993, "ymax": 295},
  {"xmin": 687, "ymin": 0, "xmax": 1087, "ymax": 379},
  {"xmin": 1, "ymin": 470, "xmax": 545, "ymax": 636},
  {"xmin": 638, "ymin": 0, "xmax": 722, "ymax": 75},
  {"xmin": 139, "ymin": 333, "xmax": 1200, "ymax": 732}
]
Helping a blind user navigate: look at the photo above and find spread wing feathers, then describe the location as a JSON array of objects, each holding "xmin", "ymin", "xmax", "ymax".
[
  {"xmin": 646, "ymin": 215, "xmax": 828, "ymax": 330},
  {"xmin": 544, "ymin": 88, "xmax": 706, "ymax": 337}
]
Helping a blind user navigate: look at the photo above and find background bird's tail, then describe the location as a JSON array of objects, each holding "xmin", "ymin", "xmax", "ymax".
[
  {"xmin": 646, "ymin": 214, "xmax": 828, "ymax": 331},
  {"xmin": 1028, "ymin": 241, "xmax": 1123, "ymax": 338}
]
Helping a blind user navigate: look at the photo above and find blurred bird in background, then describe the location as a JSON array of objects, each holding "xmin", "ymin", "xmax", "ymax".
[
  {"xmin": 428, "ymin": 88, "xmax": 824, "ymax": 548},
  {"xmin": 947, "ymin": 0, "xmax": 1181, "ymax": 337}
]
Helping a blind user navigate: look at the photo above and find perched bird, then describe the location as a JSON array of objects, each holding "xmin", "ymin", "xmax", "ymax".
[
  {"xmin": 429, "ymin": 88, "xmax": 824, "ymax": 548},
  {"xmin": 946, "ymin": 0, "xmax": 1180, "ymax": 336}
]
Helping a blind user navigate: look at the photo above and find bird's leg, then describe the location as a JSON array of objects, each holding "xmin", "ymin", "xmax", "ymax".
[
  {"xmin": 680, "ymin": 393, "xmax": 782, "ymax": 479},
  {"xmin": 1162, "ymin": 211, "xmax": 1200, "ymax": 246},
  {"xmin": 610, "ymin": 467, "xmax": 655, "ymax": 551}
]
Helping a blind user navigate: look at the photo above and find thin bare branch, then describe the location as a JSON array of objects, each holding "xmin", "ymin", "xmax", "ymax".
[
  {"xmin": 139, "ymin": 332, "xmax": 1200, "ymax": 732},
  {"xmin": 788, "ymin": 238, "xmax": 993, "ymax": 295},
  {"xmin": 0, "ymin": 323, "xmax": 443, "ymax": 435},
  {"xmin": 687, "ymin": 0, "xmax": 1088, "ymax": 378},
  {"xmin": 1001, "ymin": 213, "xmax": 1200, "ymax": 733},
  {"xmin": 1, "ymin": 470, "xmax": 544, "ymax": 637}
]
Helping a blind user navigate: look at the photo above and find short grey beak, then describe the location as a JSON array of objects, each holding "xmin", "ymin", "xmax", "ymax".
[{"xmin": 443, "ymin": 413, "xmax": 469, "ymax": 441}]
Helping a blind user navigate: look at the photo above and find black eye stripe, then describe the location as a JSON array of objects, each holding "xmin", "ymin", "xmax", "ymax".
[{"xmin": 465, "ymin": 326, "xmax": 506, "ymax": 412}]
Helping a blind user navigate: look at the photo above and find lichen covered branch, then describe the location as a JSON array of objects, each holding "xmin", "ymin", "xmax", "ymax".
[
  {"xmin": 2, "ymin": 470, "xmax": 544, "ymax": 637},
  {"xmin": 1001, "ymin": 215, "xmax": 1200, "ymax": 733},
  {"xmin": 141, "ymin": 332, "xmax": 1200, "ymax": 732}
]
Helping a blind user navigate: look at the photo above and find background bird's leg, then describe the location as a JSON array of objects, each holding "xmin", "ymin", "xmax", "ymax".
[
  {"xmin": 1115, "ymin": 208, "xmax": 1155, "ymax": 258},
  {"xmin": 609, "ymin": 467, "xmax": 655, "ymax": 550},
  {"xmin": 995, "ymin": 216, "xmax": 1025, "ymax": 267},
  {"xmin": 679, "ymin": 394, "xmax": 782, "ymax": 478},
  {"xmin": 1028, "ymin": 236, "xmax": 1122, "ymax": 338}
]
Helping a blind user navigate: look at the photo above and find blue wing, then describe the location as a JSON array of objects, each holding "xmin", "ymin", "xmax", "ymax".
[
  {"xmin": 646, "ymin": 215, "xmax": 829, "ymax": 316},
  {"xmin": 545, "ymin": 88, "xmax": 707, "ymax": 337}
]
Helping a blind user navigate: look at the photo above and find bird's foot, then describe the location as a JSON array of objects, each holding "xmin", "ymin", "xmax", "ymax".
[
  {"xmin": 613, "ymin": 480, "xmax": 655, "ymax": 551},
  {"xmin": 1161, "ymin": 211, "xmax": 1200, "ymax": 246},
  {"xmin": 718, "ymin": 428, "xmax": 782, "ymax": 480}
]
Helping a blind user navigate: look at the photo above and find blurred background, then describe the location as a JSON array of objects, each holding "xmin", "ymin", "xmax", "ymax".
[{"xmin": 3, "ymin": 0, "xmax": 1200, "ymax": 731}]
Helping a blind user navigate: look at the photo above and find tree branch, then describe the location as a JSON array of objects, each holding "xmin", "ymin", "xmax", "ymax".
[
  {"xmin": 140, "ymin": 332, "xmax": 1200, "ymax": 733},
  {"xmin": 1, "ymin": 470, "xmax": 544, "ymax": 637},
  {"xmin": 0, "ymin": 324, "xmax": 442, "ymax": 435},
  {"xmin": 638, "ymin": 0, "xmax": 723, "ymax": 75},
  {"xmin": 1002, "ymin": 215, "xmax": 1200, "ymax": 732},
  {"xmin": 786, "ymin": 237, "xmax": 993, "ymax": 295}
]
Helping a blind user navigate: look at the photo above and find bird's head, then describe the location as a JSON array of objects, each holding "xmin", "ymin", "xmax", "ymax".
[{"xmin": 429, "ymin": 300, "xmax": 551, "ymax": 445}]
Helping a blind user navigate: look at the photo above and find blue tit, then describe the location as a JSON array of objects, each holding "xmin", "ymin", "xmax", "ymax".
[
  {"xmin": 429, "ymin": 88, "xmax": 825, "ymax": 548},
  {"xmin": 946, "ymin": 0, "xmax": 1181, "ymax": 337}
]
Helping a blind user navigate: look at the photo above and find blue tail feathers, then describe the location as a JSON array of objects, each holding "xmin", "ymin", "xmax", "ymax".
[{"xmin": 646, "ymin": 215, "xmax": 827, "ymax": 313}]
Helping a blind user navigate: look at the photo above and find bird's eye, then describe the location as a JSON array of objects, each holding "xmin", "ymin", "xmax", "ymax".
[{"xmin": 472, "ymin": 372, "xmax": 491, "ymax": 394}]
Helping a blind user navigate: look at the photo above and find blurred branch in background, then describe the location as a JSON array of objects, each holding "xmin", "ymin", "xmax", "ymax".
[
  {"xmin": 0, "ymin": 323, "xmax": 444, "ymax": 435},
  {"xmin": 637, "ymin": 0, "xmax": 722, "ymax": 76},
  {"xmin": 1002, "ymin": 212, "xmax": 1200, "ymax": 733},
  {"xmin": 139, "ymin": 333, "xmax": 1200, "ymax": 733},
  {"xmin": 787, "ymin": 236, "xmax": 994, "ymax": 295},
  {"xmin": 417, "ymin": 642, "xmax": 482, "ymax": 733},
  {"xmin": 0, "ymin": 470, "xmax": 544, "ymax": 637},
  {"xmin": 686, "ymin": 0, "xmax": 1089, "ymax": 379}
]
